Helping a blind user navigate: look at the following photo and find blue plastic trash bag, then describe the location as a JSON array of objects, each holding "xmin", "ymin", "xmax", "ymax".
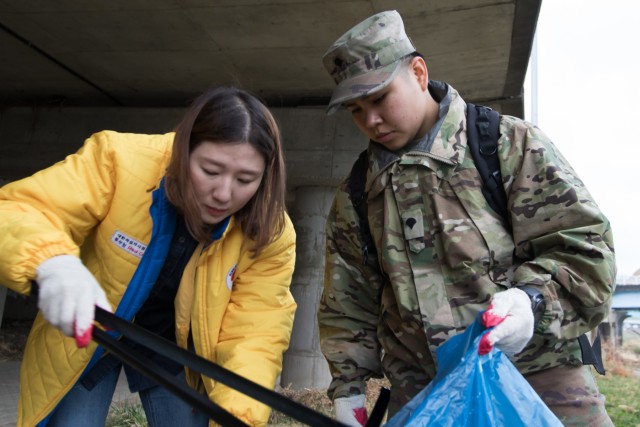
[{"xmin": 383, "ymin": 315, "xmax": 563, "ymax": 427}]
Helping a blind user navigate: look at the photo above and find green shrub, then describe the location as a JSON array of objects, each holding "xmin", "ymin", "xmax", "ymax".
[
  {"xmin": 596, "ymin": 373, "xmax": 640, "ymax": 427},
  {"xmin": 106, "ymin": 401, "xmax": 148, "ymax": 427}
]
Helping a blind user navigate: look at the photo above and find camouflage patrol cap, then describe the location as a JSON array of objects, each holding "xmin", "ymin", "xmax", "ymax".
[{"xmin": 322, "ymin": 10, "xmax": 416, "ymax": 114}]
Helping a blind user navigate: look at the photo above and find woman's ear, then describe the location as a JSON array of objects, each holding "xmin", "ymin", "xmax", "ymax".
[{"xmin": 410, "ymin": 56, "xmax": 429, "ymax": 91}]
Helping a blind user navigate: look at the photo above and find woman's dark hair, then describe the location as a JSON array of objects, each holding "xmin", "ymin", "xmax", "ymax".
[{"xmin": 165, "ymin": 86, "xmax": 287, "ymax": 257}]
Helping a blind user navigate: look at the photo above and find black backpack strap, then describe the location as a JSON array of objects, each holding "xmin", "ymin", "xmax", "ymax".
[
  {"xmin": 348, "ymin": 149, "xmax": 376, "ymax": 266},
  {"xmin": 578, "ymin": 332, "xmax": 606, "ymax": 375},
  {"xmin": 466, "ymin": 103, "xmax": 510, "ymax": 226}
]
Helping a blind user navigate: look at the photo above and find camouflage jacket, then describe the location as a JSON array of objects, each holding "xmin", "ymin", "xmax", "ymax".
[{"xmin": 318, "ymin": 81, "xmax": 616, "ymax": 407}]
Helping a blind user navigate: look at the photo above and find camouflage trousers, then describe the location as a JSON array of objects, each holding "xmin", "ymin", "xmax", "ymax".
[
  {"xmin": 525, "ymin": 364, "xmax": 613, "ymax": 427},
  {"xmin": 385, "ymin": 364, "xmax": 612, "ymax": 426}
]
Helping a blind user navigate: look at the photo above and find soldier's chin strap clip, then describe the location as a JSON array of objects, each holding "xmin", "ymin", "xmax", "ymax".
[{"xmin": 92, "ymin": 307, "xmax": 390, "ymax": 427}]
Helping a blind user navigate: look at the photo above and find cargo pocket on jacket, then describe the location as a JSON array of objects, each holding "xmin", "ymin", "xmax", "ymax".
[{"xmin": 402, "ymin": 207, "xmax": 425, "ymax": 253}]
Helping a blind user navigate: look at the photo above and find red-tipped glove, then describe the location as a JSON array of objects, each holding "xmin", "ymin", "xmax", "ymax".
[
  {"xmin": 335, "ymin": 394, "xmax": 368, "ymax": 426},
  {"xmin": 479, "ymin": 288, "xmax": 534, "ymax": 356},
  {"xmin": 36, "ymin": 255, "xmax": 112, "ymax": 347}
]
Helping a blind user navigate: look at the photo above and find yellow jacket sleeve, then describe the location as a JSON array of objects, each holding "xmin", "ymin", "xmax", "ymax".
[
  {"xmin": 208, "ymin": 218, "xmax": 297, "ymax": 426},
  {"xmin": 0, "ymin": 132, "xmax": 118, "ymax": 293}
]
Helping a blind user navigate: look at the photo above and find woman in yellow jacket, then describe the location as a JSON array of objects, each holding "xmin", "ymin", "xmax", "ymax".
[{"xmin": 0, "ymin": 86, "xmax": 297, "ymax": 427}]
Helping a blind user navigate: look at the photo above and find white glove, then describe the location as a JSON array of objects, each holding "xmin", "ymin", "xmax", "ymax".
[
  {"xmin": 479, "ymin": 288, "xmax": 534, "ymax": 356},
  {"xmin": 36, "ymin": 255, "xmax": 112, "ymax": 347},
  {"xmin": 335, "ymin": 394, "xmax": 368, "ymax": 427}
]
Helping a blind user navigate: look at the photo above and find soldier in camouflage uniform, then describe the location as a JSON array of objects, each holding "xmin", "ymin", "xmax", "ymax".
[{"xmin": 318, "ymin": 10, "xmax": 616, "ymax": 427}]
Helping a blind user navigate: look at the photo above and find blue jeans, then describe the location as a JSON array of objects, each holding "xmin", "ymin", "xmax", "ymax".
[{"xmin": 47, "ymin": 366, "xmax": 209, "ymax": 427}]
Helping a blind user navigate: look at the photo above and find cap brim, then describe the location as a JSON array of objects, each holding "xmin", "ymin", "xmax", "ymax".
[{"xmin": 326, "ymin": 61, "xmax": 402, "ymax": 115}]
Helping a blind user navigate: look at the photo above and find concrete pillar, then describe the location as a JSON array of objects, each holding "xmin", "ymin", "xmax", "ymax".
[
  {"xmin": 613, "ymin": 310, "xmax": 631, "ymax": 347},
  {"xmin": 281, "ymin": 185, "xmax": 335, "ymax": 389}
]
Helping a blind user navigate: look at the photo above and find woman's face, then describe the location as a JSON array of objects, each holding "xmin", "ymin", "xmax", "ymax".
[{"xmin": 189, "ymin": 140, "xmax": 265, "ymax": 225}]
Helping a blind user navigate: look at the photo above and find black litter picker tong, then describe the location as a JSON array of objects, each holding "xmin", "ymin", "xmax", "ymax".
[{"xmin": 93, "ymin": 307, "xmax": 390, "ymax": 427}]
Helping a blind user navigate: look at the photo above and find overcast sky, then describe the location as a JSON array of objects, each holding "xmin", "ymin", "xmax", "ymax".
[{"xmin": 523, "ymin": 0, "xmax": 640, "ymax": 280}]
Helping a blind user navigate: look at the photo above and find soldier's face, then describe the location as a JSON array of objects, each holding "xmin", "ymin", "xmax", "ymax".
[{"xmin": 344, "ymin": 60, "xmax": 430, "ymax": 151}]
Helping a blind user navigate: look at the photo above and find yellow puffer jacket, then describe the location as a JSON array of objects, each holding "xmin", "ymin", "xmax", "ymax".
[{"xmin": 0, "ymin": 131, "xmax": 297, "ymax": 427}]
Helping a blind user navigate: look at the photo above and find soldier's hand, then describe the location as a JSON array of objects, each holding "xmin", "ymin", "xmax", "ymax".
[
  {"xmin": 335, "ymin": 394, "xmax": 368, "ymax": 427},
  {"xmin": 479, "ymin": 288, "xmax": 534, "ymax": 356}
]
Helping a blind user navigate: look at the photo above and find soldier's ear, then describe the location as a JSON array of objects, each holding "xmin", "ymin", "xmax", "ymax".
[{"xmin": 409, "ymin": 56, "xmax": 428, "ymax": 91}]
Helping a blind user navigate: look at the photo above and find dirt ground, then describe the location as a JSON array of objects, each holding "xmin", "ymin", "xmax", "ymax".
[{"xmin": 0, "ymin": 318, "xmax": 32, "ymax": 362}]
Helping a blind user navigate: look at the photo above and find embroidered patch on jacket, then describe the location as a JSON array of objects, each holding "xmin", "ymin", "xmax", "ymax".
[
  {"xmin": 226, "ymin": 264, "xmax": 237, "ymax": 290},
  {"xmin": 111, "ymin": 231, "xmax": 147, "ymax": 258}
]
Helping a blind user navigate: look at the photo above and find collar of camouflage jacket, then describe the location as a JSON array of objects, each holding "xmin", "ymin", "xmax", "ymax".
[{"xmin": 365, "ymin": 81, "xmax": 469, "ymax": 196}]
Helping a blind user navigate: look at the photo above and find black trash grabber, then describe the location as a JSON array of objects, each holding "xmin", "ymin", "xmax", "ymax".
[{"xmin": 93, "ymin": 307, "xmax": 390, "ymax": 427}]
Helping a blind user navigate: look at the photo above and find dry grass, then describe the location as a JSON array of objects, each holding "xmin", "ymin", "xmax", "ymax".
[
  {"xmin": 269, "ymin": 378, "xmax": 390, "ymax": 426},
  {"xmin": 268, "ymin": 386, "xmax": 332, "ymax": 426},
  {"xmin": 596, "ymin": 331, "xmax": 640, "ymax": 427},
  {"xmin": 602, "ymin": 330, "xmax": 640, "ymax": 377}
]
